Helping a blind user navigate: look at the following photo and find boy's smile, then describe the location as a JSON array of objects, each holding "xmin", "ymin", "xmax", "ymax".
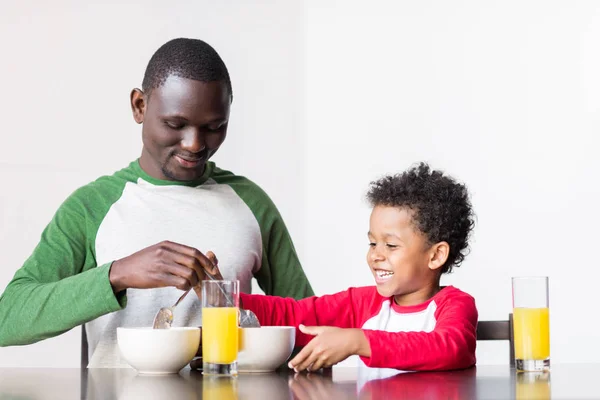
[
  {"xmin": 367, "ymin": 205, "xmax": 444, "ymax": 306},
  {"xmin": 374, "ymin": 269, "xmax": 395, "ymax": 283}
]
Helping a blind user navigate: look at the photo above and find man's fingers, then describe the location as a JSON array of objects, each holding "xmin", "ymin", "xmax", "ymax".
[
  {"xmin": 157, "ymin": 271, "xmax": 191, "ymax": 291},
  {"xmin": 168, "ymin": 251, "xmax": 207, "ymax": 285},
  {"xmin": 164, "ymin": 262, "xmax": 200, "ymax": 288},
  {"xmin": 159, "ymin": 241, "xmax": 223, "ymax": 281},
  {"xmin": 206, "ymin": 251, "xmax": 218, "ymax": 266},
  {"xmin": 205, "ymin": 250, "xmax": 223, "ymax": 278},
  {"xmin": 161, "ymin": 241, "xmax": 215, "ymax": 271}
]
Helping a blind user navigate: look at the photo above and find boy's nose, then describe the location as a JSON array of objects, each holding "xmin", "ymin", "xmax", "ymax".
[{"xmin": 368, "ymin": 247, "xmax": 385, "ymax": 262}]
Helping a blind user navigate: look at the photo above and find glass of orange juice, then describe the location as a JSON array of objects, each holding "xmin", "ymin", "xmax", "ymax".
[
  {"xmin": 202, "ymin": 280, "xmax": 240, "ymax": 376},
  {"xmin": 512, "ymin": 276, "xmax": 550, "ymax": 372}
]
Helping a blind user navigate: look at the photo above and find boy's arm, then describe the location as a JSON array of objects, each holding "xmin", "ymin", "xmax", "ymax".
[
  {"xmin": 240, "ymin": 289, "xmax": 357, "ymax": 346},
  {"xmin": 0, "ymin": 195, "xmax": 124, "ymax": 346},
  {"xmin": 359, "ymin": 295, "xmax": 478, "ymax": 371}
]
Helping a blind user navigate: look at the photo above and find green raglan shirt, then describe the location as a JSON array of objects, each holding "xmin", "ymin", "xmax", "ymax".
[{"xmin": 0, "ymin": 160, "xmax": 313, "ymax": 367}]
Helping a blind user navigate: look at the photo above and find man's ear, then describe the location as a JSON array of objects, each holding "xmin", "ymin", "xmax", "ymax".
[
  {"xmin": 428, "ymin": 241, "xmax": 449, "ymax": 271},
  {"xmin": 130, "ymin": 88, "xmax": 146, "ymax": 124}
]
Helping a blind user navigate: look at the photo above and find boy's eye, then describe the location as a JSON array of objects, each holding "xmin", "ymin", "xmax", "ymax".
[
  {"xmin": 386, "ymin": 244, "xmax": 398, "ymax": 249},
  {"xmin": 368, "ymin": 242, "xmax": 376, "ymax": 247}
]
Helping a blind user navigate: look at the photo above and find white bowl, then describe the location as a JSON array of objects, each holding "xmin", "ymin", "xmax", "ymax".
[
  {"xmin": 237, "ymin": 326, "xmax": 296, "ymax": 373},
  {"xmin": 117, "ymin": 327, "xmax": 200, "ymax": 375}
]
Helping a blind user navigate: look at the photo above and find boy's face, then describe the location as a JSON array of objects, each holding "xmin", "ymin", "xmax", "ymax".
[{"xmin": 367, "ymin": 205, "xmax": 441, "ymax": 304}]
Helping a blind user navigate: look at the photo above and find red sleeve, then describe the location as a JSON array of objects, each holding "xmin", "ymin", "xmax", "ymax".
[
  {"xmin": 359, "ymin": 292, "xmax": 478, "ymax": 371},
  {"xmin": 240, "ymin": 289, "xmax": 359, "ymax": 346}
]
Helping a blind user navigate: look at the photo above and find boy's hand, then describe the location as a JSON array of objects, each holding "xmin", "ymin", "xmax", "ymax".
[{"xmin": 288, "ymin": 325, "xmax": 370, "ymax": 372}]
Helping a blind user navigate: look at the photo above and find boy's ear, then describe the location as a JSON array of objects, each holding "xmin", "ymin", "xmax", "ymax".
[{"xmin": 428, "ymin": 241, "xmax": 450, "ymax": 271}]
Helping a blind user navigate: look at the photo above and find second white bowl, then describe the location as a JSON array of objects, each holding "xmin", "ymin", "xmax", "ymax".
[{"xmin": 237, "ymin": 326, "xmax": 296, "ymax": 373}]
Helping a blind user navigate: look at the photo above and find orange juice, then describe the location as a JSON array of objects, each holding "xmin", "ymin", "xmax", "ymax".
[
  {"xmin": 513, "ymin": 307, "xmax": 550, "ymax": 360},
  {"xmin": 202, "ymin": 307, "xmax": 239, "ymax": 364}
]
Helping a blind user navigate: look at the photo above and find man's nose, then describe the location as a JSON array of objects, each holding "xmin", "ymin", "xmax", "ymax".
[{"xmin": 181, "ymin": 128, "xmax": 205, "ymax": 153}]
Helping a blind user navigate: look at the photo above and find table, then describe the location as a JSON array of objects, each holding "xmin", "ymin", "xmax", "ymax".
[{"xmin": 0, "ymin": 364, "xmax": 597, "ymax": 399}]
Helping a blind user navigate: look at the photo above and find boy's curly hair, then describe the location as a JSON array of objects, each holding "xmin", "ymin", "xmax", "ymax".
[{"xmin": 366, "ymin": 162, "xmax": 475, "ymax": 273}]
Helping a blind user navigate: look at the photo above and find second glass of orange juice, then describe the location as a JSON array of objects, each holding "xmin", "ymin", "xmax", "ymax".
[
  {"xmin": 202, "ymin": 280, "xmax": 240, "ymax": 376},
  {"xmin": 512, "ymin": 276, "xmax": 550, "ymax": 372}
]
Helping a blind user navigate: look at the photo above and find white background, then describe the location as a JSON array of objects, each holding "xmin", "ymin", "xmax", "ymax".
[{"xmin": 1, "ymin": 0, "xmax": 599, "ymax": 368}]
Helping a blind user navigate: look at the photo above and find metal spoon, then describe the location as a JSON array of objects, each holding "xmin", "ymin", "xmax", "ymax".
[
  {"xmin": 239, "ymin": 308, "xmax": 261, "ymax": 328},
  {"xmin": 152, "ymin": 288, "xmax": 191, "ymax": 329}
]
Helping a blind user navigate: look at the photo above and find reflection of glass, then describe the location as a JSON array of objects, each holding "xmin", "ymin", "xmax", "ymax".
[
  {"xmin": 202, "ymin": 280, "xmax": 240, "ymax": 376},
  {"xmin": 512, "ymin": 277, "xmax": 550, "ymax": 372},
  {"xmin": 515, "ymin": 371, "xmax": 551, "ymax": 399},
  {"xmin": 202, "ymin": 376, "xmax": 238, "ymax": 400}
]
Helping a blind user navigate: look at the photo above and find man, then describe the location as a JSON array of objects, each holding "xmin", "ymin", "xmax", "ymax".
[{"xmin": 0, "ymin": 38, "xmax": 313, "ymax": 367}]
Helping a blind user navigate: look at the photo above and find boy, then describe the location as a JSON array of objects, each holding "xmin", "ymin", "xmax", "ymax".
[{"xmin": 218, "ymin": 162, "xmax": 477, "ymax": 372}]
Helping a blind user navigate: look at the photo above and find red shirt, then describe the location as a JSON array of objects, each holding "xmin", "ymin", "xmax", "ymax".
[{"xmin": 240, "ymin": 285, "xmax": 478, "ymax": 371}]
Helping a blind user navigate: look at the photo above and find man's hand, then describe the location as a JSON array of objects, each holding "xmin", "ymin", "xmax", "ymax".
[
  {"xmin": 108, "ymin": 240, "xmax": 220, "ymax": 293},
  {"xmin": 203, "ymin": 251, "xmax": 223, "ymax": 280},
  {"xmin": 288, "ymin": 325, "xmax": 371, "ymax": 372}
]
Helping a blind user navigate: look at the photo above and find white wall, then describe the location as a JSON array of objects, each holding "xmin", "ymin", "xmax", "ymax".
[
  {"xmin": 0, "ymin": 0, "xmax": 306, "ymax": 367},
  {"xmin": 2, "ymin": 0, "xmax": 599, "ymax": 368},
  {"xmin": 304, "ymin": 0, "xmax": 600, "ymax": 365}
]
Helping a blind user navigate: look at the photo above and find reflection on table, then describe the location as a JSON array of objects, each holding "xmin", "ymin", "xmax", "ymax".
[{"xmin": 2, "ymin": 364, "xmax": 599, "ymax": 399}]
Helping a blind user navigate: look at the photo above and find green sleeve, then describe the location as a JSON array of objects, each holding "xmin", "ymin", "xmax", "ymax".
[
  {"xmin": 214, "ymin": 170, "xmax": 314, "ymax": 299},
  {"xmin": 0, "ymin": 187, "xmax": 125, "ymax": 346},
  {"xmin": 253, "ymin": 203, "xmax": 314, "ymax": 299}
]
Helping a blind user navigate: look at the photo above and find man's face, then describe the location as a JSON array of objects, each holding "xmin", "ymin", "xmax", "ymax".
[{"xmin": 132, "ymin": 75, "xmax": 231, "ymax": 182}]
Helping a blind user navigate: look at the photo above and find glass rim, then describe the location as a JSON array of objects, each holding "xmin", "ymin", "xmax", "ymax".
[
  {"xmin": 201, "ymin": 279, "xmax": 240, "ymax": 284},
  {"xmin": 511, "ymin": 276, "xmax": 549, "ymax": 281}
]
